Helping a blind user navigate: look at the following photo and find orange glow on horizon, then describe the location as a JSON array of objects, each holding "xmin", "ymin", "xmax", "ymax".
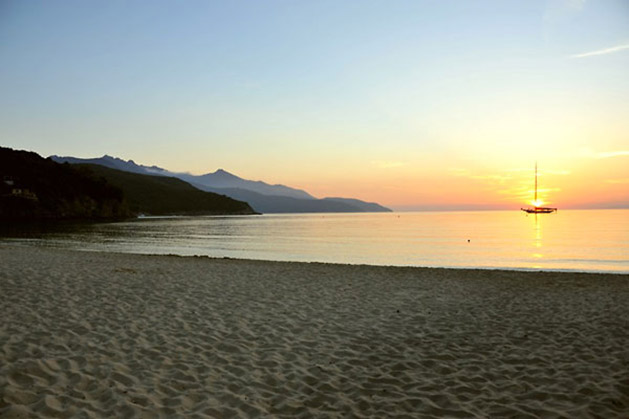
[{"xmin": 156, "ymin": 148, "xmax": 628, "ymax": 210}]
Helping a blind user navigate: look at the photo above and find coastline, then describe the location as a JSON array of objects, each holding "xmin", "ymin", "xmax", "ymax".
[
  {"xmin": 3, "ymin": 240, "xmax": 627, "ymax": 276},
  {"xmin": 1, "ymin": 245, "xmax": 628, "ymax": 417}
]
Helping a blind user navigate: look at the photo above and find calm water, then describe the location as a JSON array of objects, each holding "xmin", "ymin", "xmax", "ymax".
[{"xmin": 1, "ymin": 210, "xmax": 628, "ymax": 273}]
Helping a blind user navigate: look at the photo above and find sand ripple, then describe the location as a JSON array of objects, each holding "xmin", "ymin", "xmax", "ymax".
[{"xmin": 1, "ymin": 246, "xmax": 628, "ymax": 417}]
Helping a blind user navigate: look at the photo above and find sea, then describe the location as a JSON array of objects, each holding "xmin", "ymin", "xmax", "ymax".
[{"xmin": 1, "ymin": 210, "xmax": 628, "ymax": 273}]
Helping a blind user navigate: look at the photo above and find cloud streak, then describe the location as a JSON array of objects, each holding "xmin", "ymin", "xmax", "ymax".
[
  {"xmin": 571, "ymin": 44, "xmax": 629, "ymax": 59},
  {"xmin": 596, "ymin": 151, "xmax": 629, "ymax": 159},
  {"xmin": 449, "ymin": 168, "xmax": 513, "ymax": 184},
  {"xmin": 605, "ymin": 178, "xmax": 629, "ymax": 184}
]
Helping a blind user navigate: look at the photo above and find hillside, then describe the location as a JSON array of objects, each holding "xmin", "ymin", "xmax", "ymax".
[
  {"xmin": 78, "ymin": 164, "xmax": 255, "ymax": 216},
  {"xmin": 51, "ymin": 155, "xmax": 392, "ymax": 213},
  {"xmin": 178, "ymin": 169, "xmax": 315, "ymax": 200},
  {"xmin": 51, "ymin": 155, "xmax": 314, "ymax": 200},
  {"xmin": 192, "ymin": 184, "xmax": 392, "ymax": 213},
  {"xmin": 0, "ymin": 147, "xmax": 131, "ymax": 220}
]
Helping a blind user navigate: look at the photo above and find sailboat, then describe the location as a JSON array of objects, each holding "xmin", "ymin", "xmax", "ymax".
[{"xmin": 521, "ymin": 163, "xmax": 557, "ymax": 214}]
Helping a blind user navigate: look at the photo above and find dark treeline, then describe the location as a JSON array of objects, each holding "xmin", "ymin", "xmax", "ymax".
[
  {"xmin": 1, "ymin": 147, "xmax": 132, "ymax": 220},
  {"xmin": 0, "ymin": 147, "xmax": 255, "ymax": 221},
  {"xmin": 79, "ymin": 164, "xmax": 255, "ymax": 216}
]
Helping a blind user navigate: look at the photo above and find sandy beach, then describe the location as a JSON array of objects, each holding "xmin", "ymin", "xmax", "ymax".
[{"xmin": 1, "ymin": 245, "xmax": 628, "ymax": 418}]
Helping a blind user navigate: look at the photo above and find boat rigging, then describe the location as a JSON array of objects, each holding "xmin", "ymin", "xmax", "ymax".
[{"xmin": 521, "ymin": 162, "xmax": 557, "ymax": 214}]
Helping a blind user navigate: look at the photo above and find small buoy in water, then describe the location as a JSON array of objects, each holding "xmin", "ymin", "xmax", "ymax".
[{"xmin": 467, "ymin": 239, "xmax": 470, "ymax": 243}]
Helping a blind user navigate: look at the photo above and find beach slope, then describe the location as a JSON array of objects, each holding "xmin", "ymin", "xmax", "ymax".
[{"xmin": 1, "ymin": 246, "xmax": 627, "ymax": 417}]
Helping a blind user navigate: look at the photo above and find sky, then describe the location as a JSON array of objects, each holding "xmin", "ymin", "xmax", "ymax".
[{"xmin": 1, "ymin": 0, "xmax": 628, "ymax": 210}]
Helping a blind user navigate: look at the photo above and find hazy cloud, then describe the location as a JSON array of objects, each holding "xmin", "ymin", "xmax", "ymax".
[
  {"xmin": 507, "ymin": 168, "xmax": 570, "ymax": 175},
  {"xmin": 544, "ymin": 0, "xmax": 586, "ymax": 24},
  {"xmin": 452, "ymin": 166, "xmax": 565, "ymax": 204},
  {"xmin": 595, "ymin": 151, "xmax": 629, "ymax": 159},
  {"xmin": 571, "ymin": 44, "xmax": 629, "ymax": 59},
  {"xmin": 544, "ymin": 169, "xmax": 571, "ymax": 175},
  {"xmin": 471, "ymin": 174, "xmax": 512, "ymax": 183},
  {"xmin": 449, "ymin": 168, "xmax": 512, "ymax": 184},
  {"xmin": 605, "ymin": 178, "xmax": 629, "ymax": 184},
  {"xmin": 449, "ymin": 168, "xmax": 470, "ymax": 176},
  {"xmin": 373, "ymin": 161, "xmax": 406, "ymax": 169}
]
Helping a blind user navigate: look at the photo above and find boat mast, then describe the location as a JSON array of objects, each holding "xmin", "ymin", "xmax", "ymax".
[
  {"xmin": 521, "ymin": 162, "xmax": 557, "ymax": 213},
  {"xmin": 534, "ymin": 161, "xmax": 538, "ymax": 205}
]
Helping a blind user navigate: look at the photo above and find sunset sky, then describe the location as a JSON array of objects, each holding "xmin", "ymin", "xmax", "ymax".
[{"xmin": 1, "ymin": 0, "xmax": 627, "ymax": 210}]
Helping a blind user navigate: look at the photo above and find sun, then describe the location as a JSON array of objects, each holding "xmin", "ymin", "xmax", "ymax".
[{"xmin": 532, "ymin": 199, "xmax": 544, "ymax": 207}]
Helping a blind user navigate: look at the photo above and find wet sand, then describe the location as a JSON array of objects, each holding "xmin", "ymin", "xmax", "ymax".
[{"xmin": 1, "ymin": 245, "xmax": 628, "ymax": 418}]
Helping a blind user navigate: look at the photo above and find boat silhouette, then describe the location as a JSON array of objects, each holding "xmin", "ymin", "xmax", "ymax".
[{"xmin": 521, "ymin": 163, "xmax": 557, "ymax": 214}]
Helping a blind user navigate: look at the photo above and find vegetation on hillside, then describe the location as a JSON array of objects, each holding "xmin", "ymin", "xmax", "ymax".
[
  {"xmin": 77, "ymin": 164, "xmax": 255, "ymax": 216},
  {"xmin": 0, "ymin": 147, "xmax": 132, "ymax": 220},
  {"xmin": 0, "ymin": 147, "xmax": 255, "ymax": 220}
]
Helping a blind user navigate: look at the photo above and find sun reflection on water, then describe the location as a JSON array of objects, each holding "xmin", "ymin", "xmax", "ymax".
[
  {"xmin": 530, "ymin": 215, "xmax": 544, "ymax": 268},
  {"xmin": 1, "ymin": 210, "xmax": 627, "ymax": 272}
]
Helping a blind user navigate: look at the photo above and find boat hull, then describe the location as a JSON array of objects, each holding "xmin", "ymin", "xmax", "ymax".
[{"xmin": 521, "ymin": 207, "xmax": 557, "ymax": 214}]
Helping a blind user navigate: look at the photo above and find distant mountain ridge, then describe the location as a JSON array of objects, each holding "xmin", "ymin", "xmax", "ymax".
[
  {"xmin": 178, "ymin": 169, "xmax": 315, "ymax": 200},
  {"xmin": 50, "ymin": 155, "xmax": 392, "ymax": 213},
  {"xmin": 51, "ymin": 155, "xmax": 315, "ymax": 200},
  {"xmin": 0, "ymin": 148, "xmax": 254, "ymax": 219},
  {"xmin": 78, "ymin": 164, "xmax": 254, "ymax": 216},
  {"xmin": 51, "ymin": 155, "xmax": 169, "ymax": 176},
  {"xmin": 190, "ymin": 185, "xmax": 390, "ymax": 214}
]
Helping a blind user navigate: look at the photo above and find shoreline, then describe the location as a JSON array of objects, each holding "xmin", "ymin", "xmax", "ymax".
[
  {"xmin": 122, "ymin": 252, "xmax": 629, "ymax": 276},
  {"xmin": 1, "ymin": 245, "xmax": 628, "ymax": 417},
  {"xmin": 2, "ymin": 242, "xmax": 627, "ymax": 276}
]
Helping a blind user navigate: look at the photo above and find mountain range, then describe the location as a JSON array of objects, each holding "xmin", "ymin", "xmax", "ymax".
[
  {"xmin": 78, "ymin": 164, "xmax": 254, "ymax": 216},
  {"xmin": 1, "ymin": 147, "xmax": 254, "ymax": 220},
  {"xmin": 1, "ymin": 147, "xmax": 132, "ymax": 220},
  {"xmin": 50, "ymin": 155, "xmax": 392, "ymax": 213}
]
